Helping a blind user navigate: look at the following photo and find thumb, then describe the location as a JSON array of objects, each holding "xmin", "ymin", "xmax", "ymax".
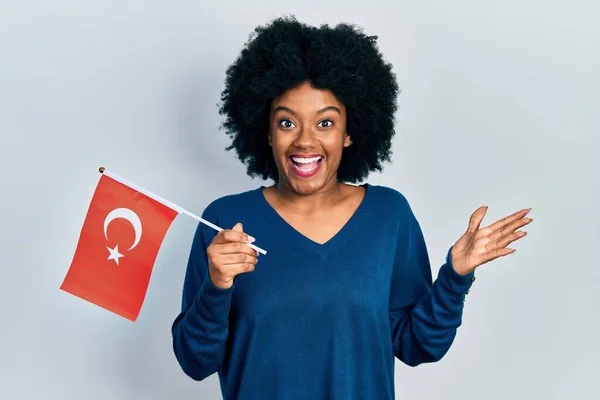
[
  {"xmin": 231, "ymin": 222, "xmax": 255, "ymax": 244},
  {"xmin": 467, "ymin": 206, "xmax": 487, "ymax": 233}
]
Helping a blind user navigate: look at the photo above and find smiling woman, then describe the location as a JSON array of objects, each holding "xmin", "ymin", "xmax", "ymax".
[
  {"xmin": 268, "ymin": 83, "xmax": 351, "ymax": 194},
  {"xmin": 170, "ymin": 15, "xmax": 532, "ymax": 400}
]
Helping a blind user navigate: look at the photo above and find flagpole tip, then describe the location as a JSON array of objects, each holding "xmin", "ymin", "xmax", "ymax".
[{"xmin": 99, "ymin": 166, "xmax": 105, "ymax": 173}]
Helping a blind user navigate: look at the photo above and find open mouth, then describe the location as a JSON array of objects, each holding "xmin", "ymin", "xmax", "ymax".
[{"xmin": 289, "ymin": 155, "xmax": 323, "ymax": 177}]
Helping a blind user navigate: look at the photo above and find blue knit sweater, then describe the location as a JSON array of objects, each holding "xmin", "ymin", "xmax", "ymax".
[{"xmin": 171, "ymin": 184, "xmax": 475, "ymax": 399}]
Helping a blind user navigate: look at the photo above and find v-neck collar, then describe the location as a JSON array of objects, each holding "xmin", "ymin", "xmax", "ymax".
[{"xmin": 252, "ymin": 183, "xmax": 377, "ymax": 260}]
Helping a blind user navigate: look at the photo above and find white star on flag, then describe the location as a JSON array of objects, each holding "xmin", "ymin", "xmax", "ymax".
[{"xmin": 107, "ymin": 244, "xmax": 124, "ymax": 265}]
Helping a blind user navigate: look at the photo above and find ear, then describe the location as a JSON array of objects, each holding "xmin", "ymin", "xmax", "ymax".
[
  {"xmin": 343, "ymin": 133, "xmax": 352, "ymax": 148},
  {"xmin": 268, "ymin": 131, "xmax": 272, "ymax": 146}
]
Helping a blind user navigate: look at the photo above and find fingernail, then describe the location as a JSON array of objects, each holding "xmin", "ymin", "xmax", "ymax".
[
  {"xmin": 525, "ymin": 208, "xmax": 532, "ymax": 215},
  {"xmin": 248, "ymin": 236, "xmax": 255, "ymax": 243}
]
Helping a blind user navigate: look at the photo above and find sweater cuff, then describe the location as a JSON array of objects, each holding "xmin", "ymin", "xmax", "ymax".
[
  {"xmin": 437, "ymin": 246, "xmax": 476, "ymax": 296},
  {"xmin": 193, "ymin": 273, "xmax": 236, "ymax": 322}
]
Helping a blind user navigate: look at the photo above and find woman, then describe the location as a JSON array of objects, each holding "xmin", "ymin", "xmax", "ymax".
[{"xmin": 171, "ymin": 16, "xmax": 531, "ymax": 399}]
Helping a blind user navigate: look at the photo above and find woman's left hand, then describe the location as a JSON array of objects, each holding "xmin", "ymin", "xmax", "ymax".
[{"xmin": 451, "ymin": 206, "xmax": 533, "ymax": 276}]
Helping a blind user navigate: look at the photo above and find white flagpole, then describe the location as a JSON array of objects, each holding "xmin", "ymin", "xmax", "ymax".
[{"xmin": 99, "ymin": 167, "xmax": 267, "ymax": 255}]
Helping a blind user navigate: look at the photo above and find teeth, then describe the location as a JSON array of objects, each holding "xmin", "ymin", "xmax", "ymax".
[{"xmin": 292, "ymin": 156, "xmax": 321, "ymax": 164}]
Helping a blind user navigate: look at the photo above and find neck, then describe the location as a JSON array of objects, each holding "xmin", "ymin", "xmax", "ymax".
[{"xmin": 272, "ymin": 177, "xmax": 343, "ymax": 216}]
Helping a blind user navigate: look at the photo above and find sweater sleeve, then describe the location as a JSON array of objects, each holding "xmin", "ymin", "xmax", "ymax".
[
  {"xmin": 171, "ymin": 206, "xmax": 236, "ymax": 381},
  {"xmin": 389, "ymin": 202, "xmax": 475, "ymax": 367}
]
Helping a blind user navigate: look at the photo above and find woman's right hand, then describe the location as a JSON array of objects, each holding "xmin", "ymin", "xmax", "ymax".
[{"xmin": 207, "ymin": 222, "xmax": 258, "ymax": 289}]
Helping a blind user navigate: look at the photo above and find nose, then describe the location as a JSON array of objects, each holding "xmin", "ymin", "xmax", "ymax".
[{"xmin": 294, "ymin": 126, "xmax": 316, "ymax": 150}]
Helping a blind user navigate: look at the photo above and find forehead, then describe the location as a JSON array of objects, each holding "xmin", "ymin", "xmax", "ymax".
[{"xmin": 271, "ymin": 81, "xmax": 344, "ymax": 112}]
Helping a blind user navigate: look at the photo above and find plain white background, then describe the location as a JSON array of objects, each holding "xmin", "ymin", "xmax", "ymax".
[{"xmin": 1, "ymin": 1, "xmax": 598, "ymax": 399}]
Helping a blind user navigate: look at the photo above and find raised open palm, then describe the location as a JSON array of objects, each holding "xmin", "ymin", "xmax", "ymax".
[{"xmin": 451, "ymin": 206, "xmax": 533, "ymax": 276}]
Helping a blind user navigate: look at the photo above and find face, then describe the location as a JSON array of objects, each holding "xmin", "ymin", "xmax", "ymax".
[{"xmin": 268, "ymin": 81, "xmax": 351, "ymax": 195}]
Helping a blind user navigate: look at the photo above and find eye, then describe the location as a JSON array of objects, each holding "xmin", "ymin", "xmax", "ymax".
[
  {"xmin": 278, "ymin": 118, "xmax": 296, "ymax": 129},
  {"xmin": 318, "ymin": 119, "xmax": 334, "ymax": 128}
]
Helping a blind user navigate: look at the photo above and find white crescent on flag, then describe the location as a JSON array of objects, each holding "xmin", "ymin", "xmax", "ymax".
[{"xmin": 104, "ymin": 207, "xmax": 143, "ymax": 265}]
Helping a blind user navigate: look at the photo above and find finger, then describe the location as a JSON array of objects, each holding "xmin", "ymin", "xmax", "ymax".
[
  {"xmin": 212, "ymin": 241, "xmax": 258, "ymax": 257},
  {"xmin": 467, "ymin": 206, "xmax": 488, "ymax": 233},
  {"xmin": 489, "ymin": 216, "xmax": 532, "ymax": 242},
  {"xmin": 223, "ymin": 227, "xmax": 255, "ymax": 244},
  {"xmin": 487, "ymin": 208, "xmax": 531, "ymax": 234},
  {"xmin": 219, "ymin": 252, "xmax": 258, "ymax": 266},
  {"xmin": 487, "ymin": 247, "xmax": 516, "ymax": 262},
  {"xmin": 488, "ymin": 230, "xmax": 527, "ymax": 251},
  {"xmin": 232, "ymin": 222, "xmax": 243, "ymax": 232},
  {"xmin": 211, "ymin": 262, "xmax": 256, "ymax": 286},
  {"xmin": 212, "ymin": 223, "xmax": 255, "ymax": 244},
  {"xmin": 211, "ymin": 229, "xmax": 233, "ymax": 244},
  {"xmin": 227, "ymin": 262, "xmax": 257, "ymax": 276}
]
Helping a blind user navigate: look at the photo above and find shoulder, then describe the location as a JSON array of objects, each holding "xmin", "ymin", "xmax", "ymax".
[
  {"xmin": 190, "ymin": 187, "xmax": 262, "ymax": 245},
  {"xmin": 365, "ymin": 184, "xmax": 427, "ymax": 250},
  {"xmin": 366, "ymin": 184, "xmax": 413, "ymax": 213},
  {"xmin": 364, "ymin": 183, "xmax": 421, "ymax": 231},
  {"xmin": 201, "ymin": 187, "xmax": 262, "ymax": 220}
]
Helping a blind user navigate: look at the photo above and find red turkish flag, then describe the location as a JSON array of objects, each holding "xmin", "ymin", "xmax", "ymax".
[{"xmin": 60, "ymin": 173, "xmax": 179, "ymax": 321}]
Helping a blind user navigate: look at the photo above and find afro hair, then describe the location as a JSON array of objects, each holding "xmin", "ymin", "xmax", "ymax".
[{"xmin": 218, "ymin": 16, "xmax": 399, "ymax": 184}]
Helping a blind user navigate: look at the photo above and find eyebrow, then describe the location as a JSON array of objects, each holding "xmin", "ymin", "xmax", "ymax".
[{"xmin": 272, "ymin": 106, "xmax": 341, "ymax": 116}]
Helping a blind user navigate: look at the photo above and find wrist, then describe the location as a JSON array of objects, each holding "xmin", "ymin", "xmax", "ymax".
[
  {"xmin": 209, "ymin": 274, "xmax": 234, "ymax": 290},
  {"xmin": 452, "ymin": 263, "xmax": 473, "ymax": 277},
  {"xmin": 438, "ymin": 247, "xmax": 476, "ymax": 295},
  {"xmin": 450, "ymin": 248, "xmax": 474, "ymax": 276},
  {"xmin": 208, "ymin": 265, "xmax": 235, "ymax": 290}
]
